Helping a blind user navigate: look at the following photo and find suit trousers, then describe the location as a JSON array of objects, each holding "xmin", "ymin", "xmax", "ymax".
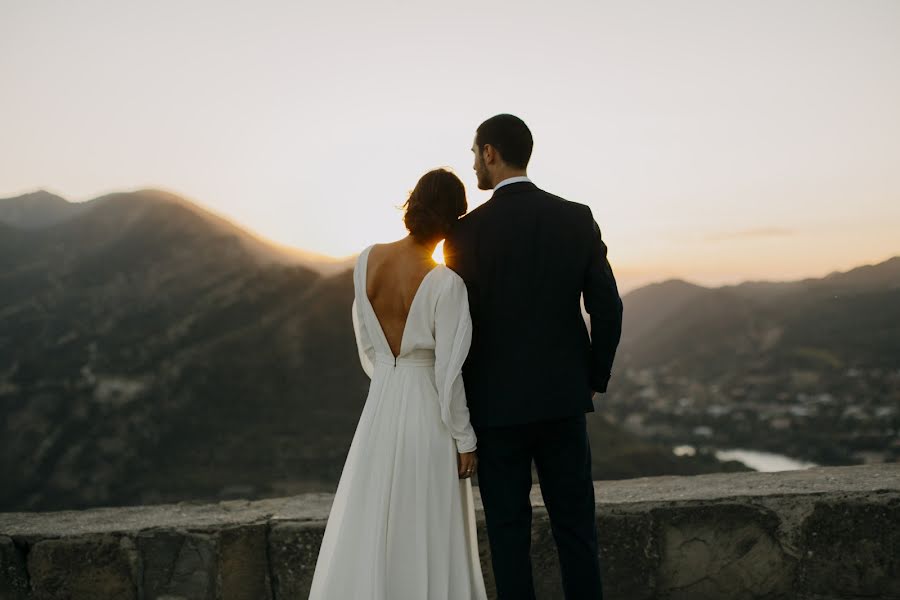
[{"xmin": 474, "ymin": 413, "xmax": 603, "ymax": 600}]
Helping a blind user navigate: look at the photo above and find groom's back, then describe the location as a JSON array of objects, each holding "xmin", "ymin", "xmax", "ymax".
[{"xmin": 445, "ymin": 181, "xmax": 620, "ymax": 428}]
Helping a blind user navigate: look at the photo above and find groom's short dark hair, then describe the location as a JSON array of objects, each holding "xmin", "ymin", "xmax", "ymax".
[{"xmin": 476, "ymin": 114, "xmax": 533, "ymax": 169}]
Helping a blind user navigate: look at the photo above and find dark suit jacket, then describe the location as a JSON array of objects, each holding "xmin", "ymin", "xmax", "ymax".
[{"xmin": 444, "ymin": 181, "xmax": 623, "ymax": 428}]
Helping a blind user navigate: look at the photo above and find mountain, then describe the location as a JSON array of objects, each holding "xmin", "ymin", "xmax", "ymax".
[
  {"xmin": 618, "ymin": 256, "xmax": 900, "ymax": 375},
  {"xmin": 1, "ymin": 188, "xmax": 730, "ymax": 511},
  {"xmin": 722, "ymin": 257, "xmax": 900, "ymax": 303},
  {"xmin": 0, "ymin": 189, "xmax": 364, "ymax": 510},
  {"xmin": 0, "ymin": 190, "xmax": 89, "ymax": 229},
  {"xmin": 806, "ymin": 256, "xmax": 900, "ymax": 290},
  {"xmin": 610, "ymin": 257, "xmax": 900, "ymax": 468},
  {"xmin": 614, "ymin": 279, "xmax": 711, "ymax": 353},
  {"xmin": 3, "ymin": 187, "xmax": 893, "ymax": 510},
  {"xmin": 0, "ymin": 188, "xmax": 352, "ymax": 275}
]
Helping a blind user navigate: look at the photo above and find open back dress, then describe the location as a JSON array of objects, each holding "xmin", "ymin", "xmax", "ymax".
[{"xmin": 307, "ymin": 244, "xmax": 487, "ymax": 600}]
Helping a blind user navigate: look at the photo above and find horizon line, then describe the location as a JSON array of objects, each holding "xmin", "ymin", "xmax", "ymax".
[{"xmin": 2, "ymin": 185, "xmax": 898, "ymax": 293}]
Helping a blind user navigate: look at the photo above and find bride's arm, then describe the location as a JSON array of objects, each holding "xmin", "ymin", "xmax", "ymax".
[{"xmin": 434, "ymin": 272, "xmax": 477, "ymax": 454}]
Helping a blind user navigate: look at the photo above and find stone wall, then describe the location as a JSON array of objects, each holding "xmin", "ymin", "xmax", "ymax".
[{"xmin": 1, "ymin": 464, "xmax": 897, "ymax": 599}]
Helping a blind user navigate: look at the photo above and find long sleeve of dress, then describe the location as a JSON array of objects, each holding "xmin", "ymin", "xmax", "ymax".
[
  {"xmin": 352, "ymin": 297, "xmax": 376, "ymax": 379},
  {"xmin": 434, "ymin": 271, "xmax": 477, "ymax": 453}
]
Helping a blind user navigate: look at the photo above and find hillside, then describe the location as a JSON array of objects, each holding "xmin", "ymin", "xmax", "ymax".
[
  {"xmin": 0, "ymin": 189, "xmax": 354, "ymax": 274},
  {"xmin": 3, "ymin": 187, "xmax": 893, "ymax": 510},
  {"xmin": 610, "ymin": 257, "xmax": 900, "ymax": 466},
  {"xmin": 0, "ymin": 190, "xmax": 362, "ymax": 509},
  {"xmin": 618, "ymin": 256, "xmax": 900, "ymax": 375},
  {"xmin": 0, "ymin": 188, "xmax": 727, "ymax": 511}
]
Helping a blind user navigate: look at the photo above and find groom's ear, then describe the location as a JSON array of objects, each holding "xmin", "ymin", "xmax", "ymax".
[{"xmin": 482, "ymin": 143, "xmax": 498, "ymax": 165}]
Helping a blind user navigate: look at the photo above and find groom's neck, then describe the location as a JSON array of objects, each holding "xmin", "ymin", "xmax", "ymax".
[{"xmin": 490, "ymin": 168, "xmax": 528, "ymax": 188}]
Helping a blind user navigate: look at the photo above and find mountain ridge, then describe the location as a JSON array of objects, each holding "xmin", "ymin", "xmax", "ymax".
[
  {"xmin": 0, "ymin": 189, "xmax": 89, "ymax": 229},
  {"xmin": 621, "ymin": 255, "xmax": 900, "ymax": 303},
  {"xmin": 617, "ymin": 254, "xmax": 900, "ymax": 374},
  {"xmin": 0, "ymin": 188, "xmax": 353, "ymax": 275},
  {"xmin": 6, "ymin": 187, "xmax": 894, "ymax": 287}
]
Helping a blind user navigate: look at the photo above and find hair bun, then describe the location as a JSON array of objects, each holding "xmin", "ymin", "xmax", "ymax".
[{"xmin": 403, "ymin": 169, "xmax": 467, "ymax": 243}]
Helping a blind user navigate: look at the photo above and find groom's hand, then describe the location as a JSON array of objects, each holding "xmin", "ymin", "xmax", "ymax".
[{"xmin": 458, "ymin": 451, "xmax": 477, "ymax": 479}]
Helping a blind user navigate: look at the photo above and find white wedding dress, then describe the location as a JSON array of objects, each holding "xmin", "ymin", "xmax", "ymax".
[{"xmin": 308, "ymin": 244, "xmax": 488, "ymax": 600}]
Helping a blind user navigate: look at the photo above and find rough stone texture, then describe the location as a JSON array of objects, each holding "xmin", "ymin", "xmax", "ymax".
[
  {"xmin": 0, "ymin": 536, "xmax": 29, "ymax": 600},
  {"xmin": 218, "ymin": 523, "xmax": 272, "ymax": 600},
  {"xmin": 267, "ymin": 521, "xmax": 323, "ymax": 600},
  {"xmin": 136, "ymin": 530, "xmax": 218, "ymax": 600},
  {"xmin": 0, "ymin": 464, "xmax": 897, "ymax": 600},
  {"xmin": 653, "ymin": 504, "xmax": 794, "ymax": 599},
  {"xmin": 0, "ymin": 494, "xmax": 336, "ymax": 541},
  {"xmin": 27, "ymin": 534, "xmax": 139, "ymax": 600},
  {"xmin": 797, "ymin": 499, "xmax": 900, "ymax": 598},
  {"xmin": 597, "ymin": 511, "xmax": 659, "ymax": 600}
]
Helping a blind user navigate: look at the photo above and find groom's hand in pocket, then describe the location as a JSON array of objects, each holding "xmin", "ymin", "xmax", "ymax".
[{"xmin": 458, "ymin": 451, "xmax": 477, "ymax": 479}]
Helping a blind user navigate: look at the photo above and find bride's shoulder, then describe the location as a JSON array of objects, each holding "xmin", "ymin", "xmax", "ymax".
[
  {"xmin": 354, "ymin": 243, "xmax": 376, "ymax": 267},
  {"xmin": 434, "ymin": 263, "xmax": 467, "ymax": 294},
  {"xmin": 352, "ymin": 245, "xmax": 375, "ymax": 286}
]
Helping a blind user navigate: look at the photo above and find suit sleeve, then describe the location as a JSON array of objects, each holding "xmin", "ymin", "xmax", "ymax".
[
  {"xmin": 434, "ymin": 272, "xmax": 477, "ymax": 453},
  {"xmin": 583, "ymin": 212, "xmax": 623, "ymax": 393}
]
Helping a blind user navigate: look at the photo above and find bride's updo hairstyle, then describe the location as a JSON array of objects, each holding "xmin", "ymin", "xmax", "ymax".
[{"xmin": 402, "ymin": 168, "xmax": 467, "ymax": 244}]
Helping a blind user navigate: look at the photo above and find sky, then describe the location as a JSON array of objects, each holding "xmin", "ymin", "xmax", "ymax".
[{"xmin": 2, "ymin": 0, "xmax": 899, "ymax": 292}]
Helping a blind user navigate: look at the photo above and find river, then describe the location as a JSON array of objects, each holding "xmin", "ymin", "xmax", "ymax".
[
  {"xmin": 672, "ymin": 445, "xmax": 818, "ymax": 472},
  {"xmin": 713, "ymin": 448, "xmax": 818, "ymax": 472}
]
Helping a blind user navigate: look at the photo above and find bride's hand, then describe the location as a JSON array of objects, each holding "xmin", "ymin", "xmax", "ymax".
[{"xmin": 458, "ymin": 451, "xmax": 477, "ymax": 479}]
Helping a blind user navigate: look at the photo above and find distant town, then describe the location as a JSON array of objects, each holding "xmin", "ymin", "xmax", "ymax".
[{"xmin": 603, "ymin": 365, "xmax": 900, "ymax": 469}]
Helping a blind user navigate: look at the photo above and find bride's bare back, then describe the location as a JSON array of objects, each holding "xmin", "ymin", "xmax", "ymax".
[{"xmin": 365, "ymin": 239, "xmax": 438, "ymax": 358}]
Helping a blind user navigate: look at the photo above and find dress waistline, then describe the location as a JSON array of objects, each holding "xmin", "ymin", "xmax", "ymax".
[{"xmin": 375, "ymin": 353, "xmax": 435, "ymax": 368}]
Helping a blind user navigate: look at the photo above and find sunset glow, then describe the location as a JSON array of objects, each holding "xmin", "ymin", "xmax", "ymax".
[
  {"xmin": 2, "ymin": 1, "xmax": 898, "ymax": 292},
  {"xmin": 432, "ymin": 240, "xmax": 445, "ymax": 265}
]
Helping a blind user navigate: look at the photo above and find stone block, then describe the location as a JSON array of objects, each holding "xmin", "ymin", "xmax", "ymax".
[
  {"xmin": 136, "ymin": 530, "xmax": 217, "ymax": 600},
  {"xmin": 27, "ymin": 534, "xmax": 139, "ymax": 600},
  {"xmin": 268, "ymin": 521, "xmax": 323, "ymax": 600},
  {"xmin": 653, "ymin": 503, "xmax": 794, "ymax": 600},
  {"xmin": 0, "ymin": 465, "xmax": 896, "ymax": 600},
  {"xmin": 0, "ymin": 536, "xmax": 29, "ymax": 600},
  {"xmin": 599, "ymin": 510, "xmax": 658, "ymax": 600},
  {"xmin": 797, "ymin": 499, "xmax": 900, "ymax": 598},
  {"xmin": 218, "ymin": 523, "xmax": 272, "ymax": 600}
]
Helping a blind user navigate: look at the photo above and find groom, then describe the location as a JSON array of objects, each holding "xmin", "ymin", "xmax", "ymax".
[{"xmin": 444, "ymin": 114, "xmax": 623, "ymax": 599}]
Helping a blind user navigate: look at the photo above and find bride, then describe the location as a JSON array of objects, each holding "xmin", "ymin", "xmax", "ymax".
[{"xmin": 308, "ymin": 168, "xmax": 488, "ymax": 599}]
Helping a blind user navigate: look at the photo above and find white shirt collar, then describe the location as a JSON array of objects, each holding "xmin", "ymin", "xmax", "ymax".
[{"xmin": 494, "ymin": 175, "xmax": 532, "ymax": 191}]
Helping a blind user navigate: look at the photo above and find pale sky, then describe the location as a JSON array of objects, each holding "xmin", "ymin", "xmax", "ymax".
[{"xmin": 2, "ymin": 0, "xmax": 899, "ymax": 291}]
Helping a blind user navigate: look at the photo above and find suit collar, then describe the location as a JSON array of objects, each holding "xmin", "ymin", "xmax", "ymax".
[{"xmin": 489, "ymin": 180, "xmax": 538, "ymax": 201}]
